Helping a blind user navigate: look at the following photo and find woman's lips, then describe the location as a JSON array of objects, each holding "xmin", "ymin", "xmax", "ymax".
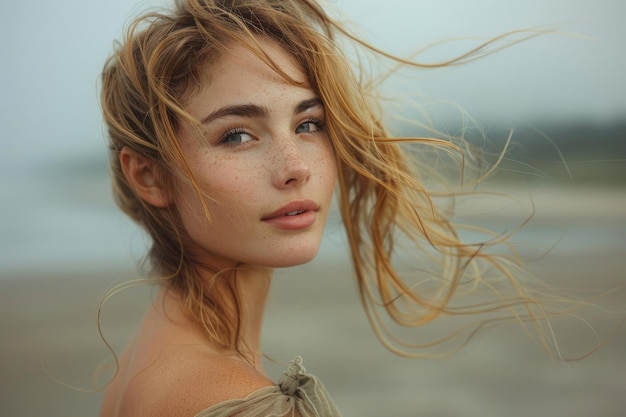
[{"xmin": 261, "ymin": 200, "xmax": 319, "ymax": 230}]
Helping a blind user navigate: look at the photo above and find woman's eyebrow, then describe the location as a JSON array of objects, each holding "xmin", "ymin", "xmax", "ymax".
[
  {"xmin": 200, "ymin": 97, "xmax": 323, "ymax": 125},
  {"xmin": 201, "ymin": 104, "xmax": 270, "ymax": 125},
  {"xmin": 294, "ymin": 97, "xmax": 323, "ymax": 114}
]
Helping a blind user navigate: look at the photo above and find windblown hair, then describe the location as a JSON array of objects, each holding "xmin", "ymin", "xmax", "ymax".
[{"xmin": 101, "ymin": 0, "xmax": 563, "ymax": 357}]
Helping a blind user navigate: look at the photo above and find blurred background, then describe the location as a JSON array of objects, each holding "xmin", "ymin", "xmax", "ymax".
[{"xmin": 1, "ymin": 0, "xmax": 624, "ymax": 416}]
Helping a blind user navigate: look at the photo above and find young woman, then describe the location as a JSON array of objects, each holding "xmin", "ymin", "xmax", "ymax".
[{"xmin": 98, "ymin": 1, "xmax": 567, "ymax": 416}]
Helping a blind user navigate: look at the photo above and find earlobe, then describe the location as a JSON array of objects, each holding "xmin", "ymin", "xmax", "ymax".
[{"xmin": 120, "ymin": 147, "xmax": 171, "ymax": 208}]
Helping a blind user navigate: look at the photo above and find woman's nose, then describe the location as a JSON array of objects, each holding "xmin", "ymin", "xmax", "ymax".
[{"xmin": 271, "ymin": 137, "xmax": 311, "ymax": 189}]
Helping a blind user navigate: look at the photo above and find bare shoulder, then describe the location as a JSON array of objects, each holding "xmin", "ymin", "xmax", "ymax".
[{"xmin": 118, "ymin": 347, "xmax": 274, "ymax": 417}]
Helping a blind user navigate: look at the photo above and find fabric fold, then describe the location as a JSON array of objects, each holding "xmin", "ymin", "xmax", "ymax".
[{"xmin": 194, "ymin": 357, "xmax": 342, "ymax": 417}]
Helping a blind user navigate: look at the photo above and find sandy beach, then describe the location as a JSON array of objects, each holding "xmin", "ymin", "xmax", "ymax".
[{"xmin": 1, "ymin": 186, "xmax": 625, "ymax": 417}]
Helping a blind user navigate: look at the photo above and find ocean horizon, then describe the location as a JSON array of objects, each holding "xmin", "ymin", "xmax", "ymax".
[{"xmin": 2, "ymin": 153, "xmax": 625, "ymax": 278}]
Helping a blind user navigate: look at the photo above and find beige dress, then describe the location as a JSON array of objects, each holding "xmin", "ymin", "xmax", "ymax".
[{"xmin": 194, "ymin": 357, "xmax": 342, "ymax": 417}]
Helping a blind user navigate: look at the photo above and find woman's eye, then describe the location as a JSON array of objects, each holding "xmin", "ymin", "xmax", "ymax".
[
  {"xmin": 220, "ymin": 130, "xmax": 254, "ymax": 146},
  {"xmin": 295, "ymin": 120, "xmax": 323, "ymax": 134}
]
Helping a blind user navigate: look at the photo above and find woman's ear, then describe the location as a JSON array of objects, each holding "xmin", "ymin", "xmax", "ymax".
[{"xmin": 120, "ymin": 147, "xmax": 171, "ymax": 208}]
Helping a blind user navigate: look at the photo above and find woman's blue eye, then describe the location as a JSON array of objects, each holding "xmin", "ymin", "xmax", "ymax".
[
  {"xmin": 221, "ymin": 130, "xmax": 253, "ymax": 146},
  {"xmin": 296, "ymin": 120, "xmax": 323, "ymax": 134}
]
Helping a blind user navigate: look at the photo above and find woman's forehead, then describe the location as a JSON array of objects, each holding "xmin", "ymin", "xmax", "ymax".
[
  {"xmin": 200, "ymin": 39, "xmax": 306, "ymax": 83},
  {"xmin": 185, "ymin": 40, "xmax": 311, "ymax": 110}
]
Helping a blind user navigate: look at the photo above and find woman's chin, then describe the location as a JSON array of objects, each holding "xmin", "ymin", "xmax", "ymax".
[{"xmin": 264, "ymin": 246, "xmax": 322, "ymax": 269}]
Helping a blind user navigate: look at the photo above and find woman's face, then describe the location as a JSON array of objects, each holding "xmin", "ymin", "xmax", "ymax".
[{"xmin": 174, "ymin": 40, "xmax": 337, "ymax": 270}]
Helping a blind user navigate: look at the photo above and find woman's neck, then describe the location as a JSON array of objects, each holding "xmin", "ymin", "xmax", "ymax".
[
  {"xmin": 156, "ymin": 264, "xmax": 273, "ymax": 370},
  {"xmin": 231, "ymin": 265, "xmax": 273, "ymax": 365}
]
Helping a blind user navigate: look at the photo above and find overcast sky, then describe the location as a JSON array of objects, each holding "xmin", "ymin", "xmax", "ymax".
[{"xmin": 1, "ymin": 0, "xmax": 624, "ymax": 169}]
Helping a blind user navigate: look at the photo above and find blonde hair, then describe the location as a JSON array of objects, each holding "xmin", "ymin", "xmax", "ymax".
[{"xmin": 101, "ymin": 0, "xmax": 567, "ymax": 358}]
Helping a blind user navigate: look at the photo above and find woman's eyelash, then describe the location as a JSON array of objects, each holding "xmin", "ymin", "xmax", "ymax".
[
  {"xmin": 219, "ymin": 127, "xmax": 253, "ymax": 147},
  {"xmin": 309, "ymin": 118, "xmax": 324, "ymax": 127},
  {"xmin": 297, "ymin": 118, "xmax": 325, "ymax": 133}
]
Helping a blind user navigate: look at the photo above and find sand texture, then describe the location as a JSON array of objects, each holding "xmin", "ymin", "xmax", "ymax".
[{"xmin": 1, "ymin": 186, "xmax": 625, "ymax": 417}]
